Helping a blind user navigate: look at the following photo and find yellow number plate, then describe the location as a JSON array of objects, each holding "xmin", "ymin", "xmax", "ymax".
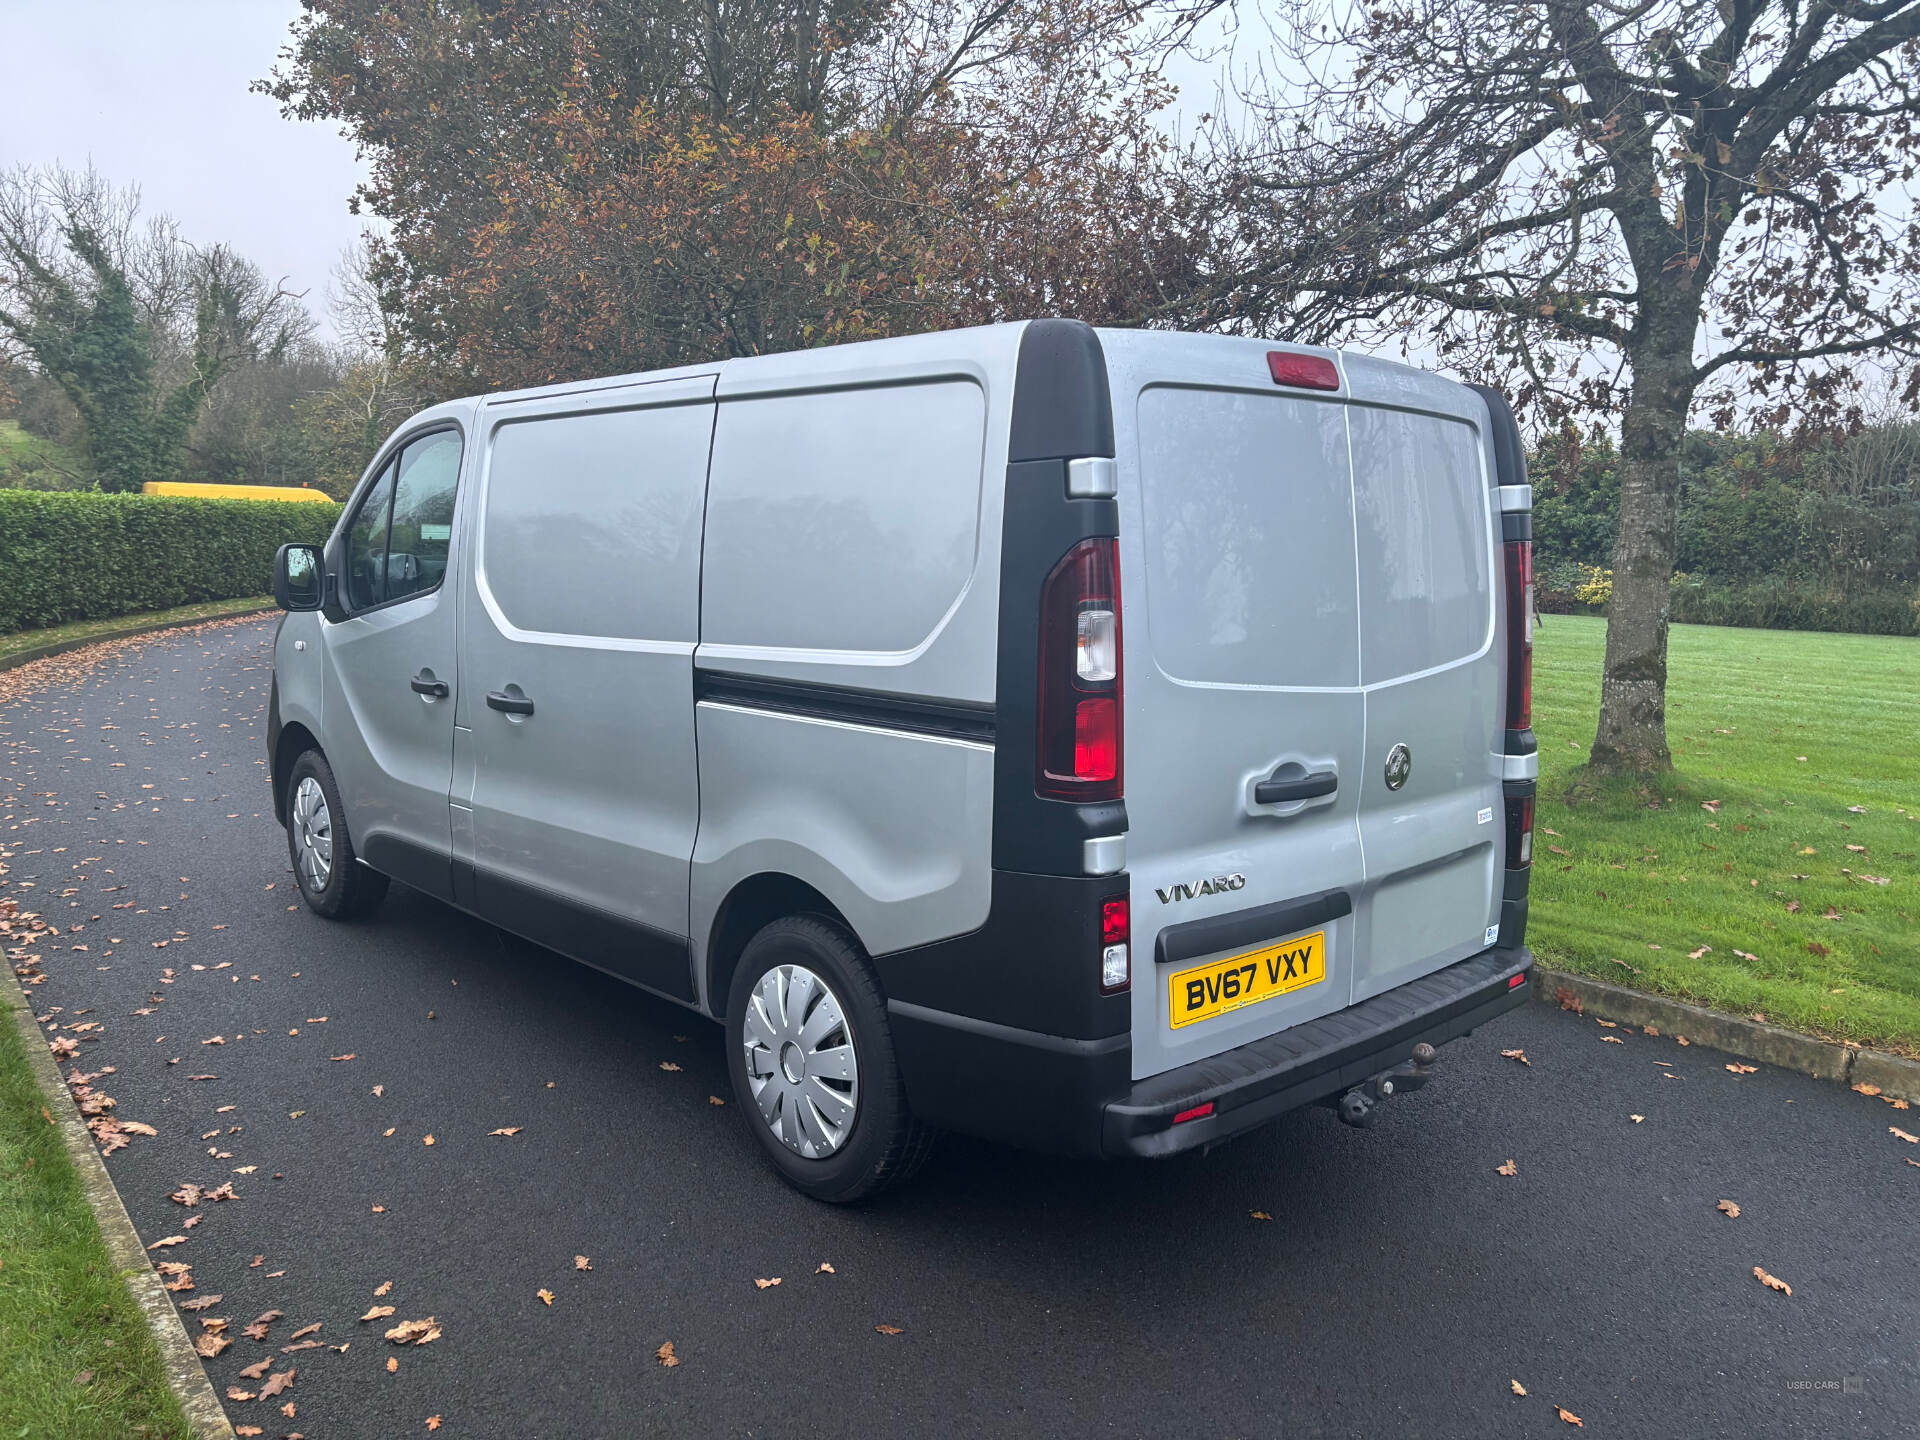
[{"xmin": 1167, "ymin": 931, "xmax": 1326, "ymax": 1030}]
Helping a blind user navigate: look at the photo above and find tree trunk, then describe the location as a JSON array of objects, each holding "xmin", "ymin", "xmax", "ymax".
[{"xmin": 1589, "ymin": 345, "xmax": 1695, "ymax": 775}]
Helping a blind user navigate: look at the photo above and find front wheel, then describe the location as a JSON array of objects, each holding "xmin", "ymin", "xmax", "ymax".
[
  {"xmin": 725, "ymin": 915, "xmax": 933, "ymax": 1202},
  {"xmin": 284, "ymin": 749, "xmax": 389, "ymax": 920}
]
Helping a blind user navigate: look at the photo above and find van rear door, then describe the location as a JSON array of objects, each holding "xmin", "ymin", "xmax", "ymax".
[
  {"xmin": 1102, "ymin": 332, "xmax": 1503, "ymax": 1082},
  {"xmin": 1103, "ymin": 332, "xmax": 1368, "ymax": 1082},
  {"xmin": 1344, "ymin": 355, "xmax": 1505, "ymax": 1003}
]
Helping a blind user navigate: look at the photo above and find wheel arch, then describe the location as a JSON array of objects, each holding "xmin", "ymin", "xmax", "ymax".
[
  {"xmin": 272, "ymin": 721, "xmax": 322, "ymax": 826},
  {"xmin": 704, "ymin": 873, "xmax": 856, "ymax": 1019}
]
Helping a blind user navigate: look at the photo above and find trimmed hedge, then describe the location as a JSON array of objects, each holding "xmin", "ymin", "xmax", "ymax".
[
  {"xmin": 1667, "ymin": 575, "xmax": 1920, "ymax": 637},
  {"xmin": 0, "ymin": 489, "xmax": 341, "ymax": 634}
]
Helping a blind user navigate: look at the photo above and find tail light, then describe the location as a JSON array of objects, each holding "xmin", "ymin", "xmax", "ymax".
[
  {"xmin": 1037, "ymin": 537, "xmax": 1123, "ymax": 801},
  {"xmin": 1505, "ymin": 792, "xmax": 1534, "ymax": 870},
  {"xmin": 1100, "ymin": 894, "xmax": 1130, "ymax": 993},
  {"xmin": 1503, "ymin": 538, "xmax": 1533, "ymax": 731}
]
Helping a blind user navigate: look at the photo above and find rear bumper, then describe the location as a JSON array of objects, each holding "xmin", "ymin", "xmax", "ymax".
[{"xmin": 889, "ymin": 945, "xmax": 1534, "ymax": 1158}]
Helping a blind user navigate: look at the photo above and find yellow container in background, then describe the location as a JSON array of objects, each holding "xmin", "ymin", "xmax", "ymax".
[{"xmin": 141, "ymin": 481, "xmax": 336, "ymax": 504}]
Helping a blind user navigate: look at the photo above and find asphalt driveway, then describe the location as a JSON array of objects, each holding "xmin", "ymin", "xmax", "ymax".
[{"xmin": 3, "ymin": 617, "xmax": 1916, "ymax": 1438}]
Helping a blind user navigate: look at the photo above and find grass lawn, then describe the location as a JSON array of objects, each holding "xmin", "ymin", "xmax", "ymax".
[
  {"xmin": 0, "ymin": 1005, "xmax": 189, "ymax": 1438},
  {"xmin": 0, "ymin": 419, "xmax": 87, "ymax": 486},
  {"xmin": 0, "ymin": 596, "xmax": 275, "ymax": 668},
  {"xmin": 1530, "ymin": 613, "xmax": 1920, "ymax": 1055}
]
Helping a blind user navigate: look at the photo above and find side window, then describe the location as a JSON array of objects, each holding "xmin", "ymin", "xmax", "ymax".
[
  {"xmin": 345, "ymin": 463, "xmax": 396, "ymax": 611},
  {"xmin": 386, "ymin": 431, "xmax": 463, "ymax": 602}
]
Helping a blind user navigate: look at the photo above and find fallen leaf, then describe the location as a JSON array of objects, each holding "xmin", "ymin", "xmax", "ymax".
[
  {"xmin": 1557, "ymin": 1407, "xmax": 1584, "ymax": 1427},
  {"xmin": 1891, "ymin": 1127, "xmax": 1919, "ymax": 1144},
  {"xmin": 574, "ymin": 1256, "xmax": 591, "ymax": 1271},
  {"xmin": 226, "ymin": 1387, "xmax": 255, "ymax": 1402},
  {"xmin": 1496, "ymin": 1159, "xmax": 1518, "ymax": 1177},
  {"xmin": 289, "ymin": 1323, "xmax": 321, "ymax": 1340},
  {"xmin": 659, "ymin": 1062, "xmax": 682, "ymax": 1072},
  {"xmin": 708, "ymin": 1095, "xmax": 725, "ymax": 1106},
  {"xmin": 1717, "ymin": 1200, "xmax": 1741, "ymax": 1218},
  {"xmin": 329, "ymin": 1054, "xmax": 356, "ymax": 1062},
  {"xmin": 1595, "ymin": 1019, "xmax": 1617, "ymax": 1028},
  {"xmin": 146, "ymin": 1235, "xmax": 188, "ymax": 1250},
  {"xmin": 178, "ymin": 1294, "xmax": 222, "ymax": 1312},
  {"xmin": 1630, "ymin": 1114, "xmax": 1645, "ymax": 1123},
  {"xmin": 816, "ymin": 1261, "xmax": 835, "ymax": 1274},
  {"xmin": 1726, "ymin": 1063, "xmax": 1758, "ymax": 1075},
  {"xmin": 537, "ymin": 1288, "xmax": 555, "ymax": 1306},
  {"xmin": 1854, "ymin": 1083, "xmax": 1884, "ymax": 1097},
  {"xmin": 422, "ymin": 1135, "xmax": 435, "ymax": 1146},
  {"xmin": 258, "ymin": 1368, "xmax": 295, "ymax": 1400},
  {"xmin": 488, "ymin": 1127, "xmax": 521, "ymax": 1137},
  {"xmin": 1677, "ymin": 1036, "xmax": 1690, "ymax": 1046},
  {"xmin": 875, "ymin": 1324, "xmax": 904, "ymax": 1335},
  {"xmin": 1701, "ymin": 800, "xmax": 1720, "ymax": 812},
  {"xmin": 372, "ymin": 1085, "xmax": 384, "ymax": 1097},
  {"xmin": 656, "ymin": 1340, "xmax": 680, "ymax": 1367},
  {"xmin": 236, "ymin": 1429, "xmax": 263, "ymax": 1437},
  {"xmin": 1641, "ymin": 1025, "xmax": 1659, "ymax": 1037},
  {"xmin": 1510, "ymin": 1379, "xmax": 1527, "ymax": 1396},
  {"xmin": 242, "ymin": 1310, "xmax": 284, "ymax": 1341},
  {"xmin": 1601, "ymin": 1035, "xmax": 1624, "ymax": 1044},
  {"xmin": 1249, "ymin": 1210, "xmax": 1272, "ymax": 1221},
  {"xmin": 384, "ymin": 1318, "xmax": 441, "ymax": 1345},
  {"xmin": 238, "ymin": 1358, "xmax": 273, "ymax": 1380},
  {"xmin": 374, "ymin": 1280, "xmax": 393, "ymax": 1296},
  {"xmin": 194, "ymin": 1331, "xmax": 230, "ymax": 1358},
  {"xmin": 1501, "ymin": 1048, "xmax": 1531, "ymax": 1065},
  {"xmin": 427, "ymin": 1420, "xmax": 442, "ymax": 1433},
  {"xmin": 754, "ymin": 1277, "xmax": 781, "ymax": 1290},
  {"xmin": 387, "ymin": 1357, "xmax": 399, "ymax": 1374},
  {"xmin": 119, "ymin": 1120, "xmax": 157, "ymax": 1136},
  {"xmin": 1753, "ymin": 1266, "xmax": 1792, "ymax": 1296},
  {"xmin": 361, "ymin": 1306, "xmax": 396, "ymax": 1323}
]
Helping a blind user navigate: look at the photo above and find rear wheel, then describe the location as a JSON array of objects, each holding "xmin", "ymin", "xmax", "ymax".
[
  {"xmin": 284, "ymin": 749, "xmax": 389, "ymax": 920},
  {"xmin": 725, "ymin": 915, "xmax": 932, "ymax": 1202}
]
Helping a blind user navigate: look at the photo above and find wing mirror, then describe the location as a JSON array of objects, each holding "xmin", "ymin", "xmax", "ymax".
[{"xmin": 274, "ymin": 543, "xmax": 326, "ymax": 612}]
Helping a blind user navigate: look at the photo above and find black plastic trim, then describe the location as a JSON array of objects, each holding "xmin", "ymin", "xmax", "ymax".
[
  {"xmin": 1008, "ymin": 319, "xmax": 1115, "ymax": 461},
  {"xmin": 993, "ymin": 319, "xmax": 1125, "ymax": 874},
  {"xmin": 694, "ymin": 670, "xmax": 995, "ymax": 745},
  {"xmin": 1154, "ymin": 889, "xmax": 1353, "ymax": 968},
  {"xmin": 1502, "ymin": 511, "xmax": 1533, "ymax": 542},
  {"xmin": 265, "ymin": 678, "xmax": 286, "ymax": 824},
  {"xmin": 873, "ymin": 868, "xmax": 1130, "ymax": 1041},
  {"xmin": 456, "ymin": 862, "xmax": 696, "ymax": 1002},
  {"xmin": 1104, "ymin": 947, "xmax": 1534, "ymax": 1157},
  {"xmin": 1468, "ymin": 384, "xmax": 1529, "ymax": 495},
  {"xmin": 360, "ymin": 832, "xmax": 455, "ymax": 904},
  {"xmin": 1504, "ymin": 726, "xmax": 1539, "ymax": 756}
]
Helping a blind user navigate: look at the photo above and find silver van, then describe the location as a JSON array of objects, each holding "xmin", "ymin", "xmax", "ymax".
[{"xmin": 267, "ymin": 320, "xmax": 1538, "ymax": 1201}]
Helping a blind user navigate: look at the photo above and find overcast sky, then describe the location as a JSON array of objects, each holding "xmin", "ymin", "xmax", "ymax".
[
  {"xmin": 0, "ymin": 1, "xmax": 1237, "ymax": 344},
  {"xmin": 0, "ymin": 0, "xmax": 370, "ymax": 337}
]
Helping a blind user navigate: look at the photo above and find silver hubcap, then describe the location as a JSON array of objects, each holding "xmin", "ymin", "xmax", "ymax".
[
  {"xmin": 742, "ymin": 964, "xmax": 859, "ymax": 1158},
  {"xmin": 292, "ymin": 776, "xmax": 333, "ymax": 891}
]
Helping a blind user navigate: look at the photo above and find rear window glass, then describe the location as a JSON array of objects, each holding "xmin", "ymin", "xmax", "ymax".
[
  {"xmin": 1136, "ymin": 386, "xmax": 1358, "ymax": 688},
  {"xmin": 1349, "ymin": 407, "xmax": 1491, "ymax": 684}
]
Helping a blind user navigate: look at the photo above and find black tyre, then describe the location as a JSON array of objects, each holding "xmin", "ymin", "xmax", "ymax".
[
  {"xmin": 284, "ymin": 749, "xmax": 390, "ymax": 920},
  {"xmin": 725, "ymin": 914, "xmax": 934, "ymax": 1202}
]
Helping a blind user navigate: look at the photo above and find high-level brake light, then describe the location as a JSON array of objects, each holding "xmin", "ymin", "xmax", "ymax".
[{"xmin": 1503, "ymin": 538, "xmax": 1534, "ymax": 732}]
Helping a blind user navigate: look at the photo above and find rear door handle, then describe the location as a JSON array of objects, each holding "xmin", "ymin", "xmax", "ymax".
[
  {"xmin": 1255, "ymin": 770, "xmax": 1338, "ymax": 805},
  {"xmin": 486, "ymin": 690, "xmax": 535, "ymax": 716},
  {"xmin": 410, "ymin": 672, "xmax": 449, "ymax": 698}
]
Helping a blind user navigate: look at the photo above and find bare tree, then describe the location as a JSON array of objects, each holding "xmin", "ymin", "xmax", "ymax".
[{"xmin": 1174, "ymin": 1, "xmax": 1920, "ymax": 773}]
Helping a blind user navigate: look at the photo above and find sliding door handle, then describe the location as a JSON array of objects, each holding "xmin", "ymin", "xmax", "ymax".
[
  {"xmin": 410, "ymin": 672, "xmax": 449, "ymax": 698},
  {"xmin": 1255, "ymin": 770, "xmax": 1338, "ymax": 805},
  {"xmin": 486, "ymin": 690, "xmax": 535, "ymax": 716}
]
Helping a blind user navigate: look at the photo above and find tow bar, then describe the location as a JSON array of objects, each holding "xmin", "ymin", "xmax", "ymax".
[{"xmin": 1332, "ymin": 1042, "xmax": 1437, "ymax": 1128}]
